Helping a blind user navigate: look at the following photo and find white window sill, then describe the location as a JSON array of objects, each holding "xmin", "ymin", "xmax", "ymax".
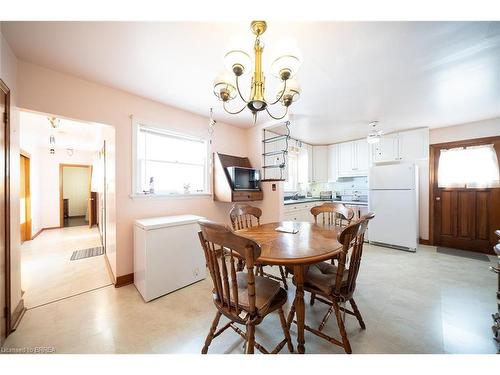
[{"xmin": 129, "ymin": 193, "xmax": 212, "ymax": 201}]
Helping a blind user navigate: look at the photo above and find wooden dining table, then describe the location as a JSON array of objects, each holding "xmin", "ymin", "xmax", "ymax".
[{"xmin": 236, "ymin": 221, "xmax": 343, "ymax": 354}]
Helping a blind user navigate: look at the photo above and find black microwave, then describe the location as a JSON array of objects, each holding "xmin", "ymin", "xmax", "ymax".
[{"xmin": 226, "ymin": 166, "xmax": 261, "ymax": 191}]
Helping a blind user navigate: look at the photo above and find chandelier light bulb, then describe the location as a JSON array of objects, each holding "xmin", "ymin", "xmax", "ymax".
[
  {"xmin": 213, "ymin": 21, "xmax": 301, "ymax": 123},
  {"xmin": 213, "ymin": 71, "xmax": 236, "ymax": 102},
  {"xmin": 224, "ymin": 50, "xmax": 252, "ymax": 76},
  {"xmin": 277, "ymin": 78, "xmax": 301, "ymax": 106},
  {"xmin": 271, "ymin": 55, "xmax": 301, "ymax": 80}
]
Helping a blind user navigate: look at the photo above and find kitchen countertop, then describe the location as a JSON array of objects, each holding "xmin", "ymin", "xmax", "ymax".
[{"xmin": 284, "ymin": 198, "xmax": 368, "ymax": 206}]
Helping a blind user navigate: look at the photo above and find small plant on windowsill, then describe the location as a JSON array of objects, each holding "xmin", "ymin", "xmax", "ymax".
[{"xmin": 183, "ymin": 183, "xmax": 191, "ymax": 194}]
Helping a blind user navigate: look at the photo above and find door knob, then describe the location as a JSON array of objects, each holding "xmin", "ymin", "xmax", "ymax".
[{"xmin": 435, "ymin": 197, "xmax": 441, "ymax": 201}]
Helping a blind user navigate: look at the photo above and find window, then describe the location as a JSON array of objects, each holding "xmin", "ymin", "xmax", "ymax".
[
  {"xmin": 284, "ymin": 152, "xmax": 298, "ymax": 192},
  {"xmin": 133, "ymin": 123, "xmax": 209, "ymax": 196},
  {"xmin": 438, "ymin": 144, "xmax": 500, "ymax": 188}
]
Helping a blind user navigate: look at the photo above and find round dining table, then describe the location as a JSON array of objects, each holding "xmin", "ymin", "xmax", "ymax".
[{"xmin": 236, "ymin": 221, "xmax": 344, "ymax": 354}]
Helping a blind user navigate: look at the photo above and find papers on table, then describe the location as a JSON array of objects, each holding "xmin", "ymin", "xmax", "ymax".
[{"xmin": 275, "ymin": 223, "xmax": 300, "ymax": 234}]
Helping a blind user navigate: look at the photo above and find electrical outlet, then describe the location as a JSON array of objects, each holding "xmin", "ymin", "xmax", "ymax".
[{"xmin": 193, "ymin": 267, "xmax": 200, "ymax": 277}]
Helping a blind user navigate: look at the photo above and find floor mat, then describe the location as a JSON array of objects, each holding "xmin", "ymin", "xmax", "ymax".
[
  {"xmin": 70, "ymin": 246, "xmax": 104, "ymax": 261},
  {"xmin": 437, "ymin": 247, "xmax": 491, "ymax": 262}
]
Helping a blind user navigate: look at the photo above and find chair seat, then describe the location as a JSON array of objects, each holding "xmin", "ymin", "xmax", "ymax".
[
  {"xmin": 214, "ymin": 272, "xmax": 282, "ymax": 315},
  {"xmin": 304, "ymin": 262, "xmax": 350, "ymax": 295}
]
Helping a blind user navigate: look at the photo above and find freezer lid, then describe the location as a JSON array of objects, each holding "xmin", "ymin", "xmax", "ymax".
[
  {"xmin": 135, "ymin": 214, "xmax": 204, "ymax": 230},
  {"xmin": 369, "ymin": 163, "xmax": 417, "ymax": 190}
]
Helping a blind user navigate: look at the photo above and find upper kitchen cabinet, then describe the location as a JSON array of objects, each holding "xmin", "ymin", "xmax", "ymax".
[
  {"xmin": 327, "ymin": 144, "xmax": 339, "ymax": 182},
  {"xmin": 397, "ymin": 128, "xmax": 429, "ymax": 161},
  {"xmin": 371, "ymin": 128, "xmax": 429, "ymax": 163},
  {"xmin": 312, "ymin": 145, "xmax": 328, "ymax": 182},
  {"xmin": 372, "ymin": 135, "xmax": 398, "ymax": 163},
  {"xmin": 337, "ymin": 139, "xmax": 369, "ymax": 177},
  {"xmin": 354, "ymin": 139, "xmax": 370, "ymax": 172}
]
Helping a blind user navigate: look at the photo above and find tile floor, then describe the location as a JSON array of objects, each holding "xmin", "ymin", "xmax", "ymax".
[
  {"xmin": 63, "ymin": 216, "xmax": 89, "ymax": 228},
  {"xmin": 21, "ymin": 226, "xmax": 112, "ymax": 308},
  {"xmin": 5, "ymin": 243, "xmax": 498, "ymax": 354}
]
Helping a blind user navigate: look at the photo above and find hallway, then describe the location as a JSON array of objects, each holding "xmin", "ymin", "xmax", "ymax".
[{"xmin": 21, "ymin": 226, "xmax": 112, "ymax": 308}]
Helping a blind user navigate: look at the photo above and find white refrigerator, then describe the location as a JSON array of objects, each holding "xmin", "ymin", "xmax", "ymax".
[{"xmin": 368, "ymin": 163, "xmax": 419, "ymax": 252}]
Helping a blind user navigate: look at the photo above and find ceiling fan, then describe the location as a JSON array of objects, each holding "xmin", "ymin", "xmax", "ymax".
[{"xmin": 366, "ymin": 121, "xmax": 383, "ymax": 144}]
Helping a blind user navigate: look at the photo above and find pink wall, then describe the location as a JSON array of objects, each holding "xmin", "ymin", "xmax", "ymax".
[
  {"xmin": 1, "ymin": 30, "xmax": 22, "ymax": 309},
  {"xmin": 16, "ymin": 61, "xmax": 250, "ymax": 278}
]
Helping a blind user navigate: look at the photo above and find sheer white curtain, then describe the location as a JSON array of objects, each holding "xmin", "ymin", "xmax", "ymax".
[{"xmin": 438, "ymin": 144, "xmax": 500, "ymax": 188}]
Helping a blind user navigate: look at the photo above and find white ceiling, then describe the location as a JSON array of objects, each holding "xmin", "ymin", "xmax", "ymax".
[
  {"xmin": 4, "ymin": 21, "xmax": 500, "ymax": 144},
  {"xmin": 20, "ymin": 111, "xmax": 102, "ymax": 151}
]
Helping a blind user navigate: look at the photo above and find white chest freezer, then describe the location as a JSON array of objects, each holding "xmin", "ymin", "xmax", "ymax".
[{"xmin": 134, "ymin": 214, "xmax": 206, "ymax": 302}]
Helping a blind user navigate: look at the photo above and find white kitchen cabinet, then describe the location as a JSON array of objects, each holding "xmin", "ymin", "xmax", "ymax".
[
  {"xmin": 354, "ymin": 139, "xmax": 369, "ymax": 173},
  {"xmin": 338, "ymin": 142, "xmax": 353, "ymax": 176},
  {"xmin": 283, "ymin": 203, "xmax": 315, "ymax": 222},
  {"xmin": 327, "ymin": 144, "xmax": 338, "ymax": 182},
  {"xmin": 372, "ymin": 135, "xmax": 399, "ymax": 163},
  {"xmin": 338, "ymin": 140, "xmax": 369, "ymax": 177},
  {"xmin": 372, "ymin": 128, "xmax": 429, "ymax": 163},
  {"xmin": 397, "ymin": 128, "xmax": 429, "ymax": 161},
  {"xmin": 312, "ymin": 145, "xmax": 328, "ymax": 182}
]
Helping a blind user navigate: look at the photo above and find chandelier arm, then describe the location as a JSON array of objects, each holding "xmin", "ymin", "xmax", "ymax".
[
  {"xmin": 266, "ymin": 79, "xmax": 287, "ymax": 105},
  {"xmin": 222, "ymin": 101, "xmax": 247, "ymax": 115},
  {"xmin": 265, "ymin": 105, "xmax": 289, "ymax": 120},
  {"xmin": 235, "ymin": 75, "xmax": 250, "ymax": 104}
]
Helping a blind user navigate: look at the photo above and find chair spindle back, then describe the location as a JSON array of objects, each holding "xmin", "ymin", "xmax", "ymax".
[
  {"xmin": 310, "ymin": 203, "xmax": 355, "ymax": 227},
  {"xmin": 229, "ymin": 204, "xmax": 262, "ymax": 230},
  {"xmin": 198, "ymin": 219, "xmax": 261, "ymax": 316},
  {"xmin": 334, "ymin": 212, "xmax": 375, "ymax": 296}
]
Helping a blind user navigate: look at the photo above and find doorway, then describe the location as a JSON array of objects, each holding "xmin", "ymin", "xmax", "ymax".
[
  {"xmin": 1, "ymin": 79, "xmax": 11, "ymax": 345},
  {"xmin": 59, "ymin": 164, "xmax": 92, "ymax": 228},
  {"xmin": 20, "ymin": 153, "xmax": 31, "ymax": 241},
  {"xmin": 18, "ymin": 110, "xmax": 115, "ymax": 308},
  {"xmin": 430, "ymin": 136, "xmax": 500, "ymax": 254}
]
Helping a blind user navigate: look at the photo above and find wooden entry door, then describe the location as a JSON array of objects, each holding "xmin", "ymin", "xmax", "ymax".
[
  {"xmin": 431, "ymin": 137, "xmax": 500, "ymax": 254},
  {"xmin": 435, "ymin": 189, "xmax": 493, "ymax": 252},
  {"xmin": 20, "ymin": 154, "xmax": 31, "ymax": 242},
  {"xmin": 1, "ymin": 80, "xmax": 11, "ymax": 345}
]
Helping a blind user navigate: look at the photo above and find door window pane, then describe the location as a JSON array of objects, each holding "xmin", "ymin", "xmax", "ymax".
[{"xmin": 438, "ymin": 144, "xmax": 500, "ymax": 188}]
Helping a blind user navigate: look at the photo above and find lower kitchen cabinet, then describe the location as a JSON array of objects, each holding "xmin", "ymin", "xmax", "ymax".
[{"xmin": 283, "ymin": 202, "xmax": 318, "ymax": 222}]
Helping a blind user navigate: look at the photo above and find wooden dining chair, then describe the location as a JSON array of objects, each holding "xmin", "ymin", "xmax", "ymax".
[
  {"xmin": 310, "ymin": 202, "xmax": 355, "ymax": 227},
  {"xmin": 310, "ymin": 202, "xmax": 355, "ymax": 268},
  {"xmin": 288, "ymin": 212, "xmax": 375, "ymax": 354},
  {"xmin": 229, "ymin": 204, "xmax": 289, "ymax": 290},
  {"xmin": 198, "ymin": 219, "xmax": 294, "ymax": 354}
]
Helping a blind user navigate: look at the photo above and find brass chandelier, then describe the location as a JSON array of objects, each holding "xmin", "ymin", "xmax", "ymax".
[{"xmin": 213, "ymin": 21, "xmax": 301, "ymax": 124}]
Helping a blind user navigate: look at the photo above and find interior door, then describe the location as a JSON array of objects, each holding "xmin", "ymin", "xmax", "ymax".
[
  {"xmin": 20, "ymin": 154, "xmax": 31, "ymax": 241},
  {"xmin": 432, "ymin": 138, "xmax": 500, "ymax": 254},
  {"xmin": 88, "ymin": 169, "xmax": 93, "ymax": 228},
  {"xmin": 0, "ymin": 80, "xmax": 10, "ymax": 345}
]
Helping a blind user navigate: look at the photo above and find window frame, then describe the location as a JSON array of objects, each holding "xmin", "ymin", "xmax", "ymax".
[{"xmin": 131, "ymin": 118, "xmax": 211, "ymax": 199}]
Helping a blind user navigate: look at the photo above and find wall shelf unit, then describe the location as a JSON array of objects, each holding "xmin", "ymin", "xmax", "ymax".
[{"xmin": 261, "ymin": 122, "xmax": 290, "ymax": 182}]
